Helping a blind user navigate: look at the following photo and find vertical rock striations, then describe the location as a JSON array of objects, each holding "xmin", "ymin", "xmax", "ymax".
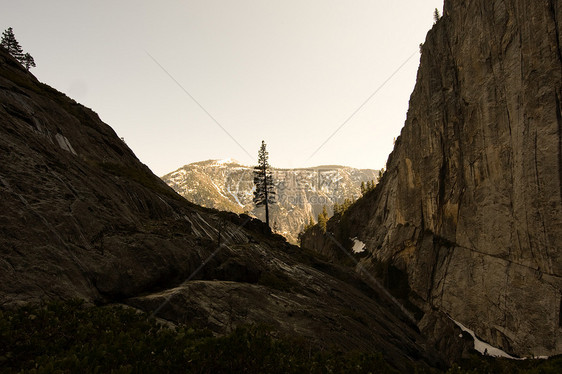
[{"xmin": 304, "ymin": 0, "xmax": 562, "ymax": 356}]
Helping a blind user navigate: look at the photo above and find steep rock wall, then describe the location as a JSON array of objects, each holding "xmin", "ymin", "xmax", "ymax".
[{"xmin": 304, "ymin": 0, "xmax": 562, "ymax": 356}]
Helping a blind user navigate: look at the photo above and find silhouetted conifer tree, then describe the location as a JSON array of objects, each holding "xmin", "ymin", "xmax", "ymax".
[
  {"xmin": 433, "ymin": 8, "xmax": 441, "ymax": 23},
  {"xmin": 1, "ymin": 27, "xmax": 24, "ymax": 62},
  {"xmin": 22, "ymin": 52, "xmax": 35, "ymax": 70},
  {"xmin": 1, "ymin": 27, "xmax": 35, "ymax": 69},
  {"xmin": 253, "ymin": 140, "xmax": 276, "ymax": 228}
]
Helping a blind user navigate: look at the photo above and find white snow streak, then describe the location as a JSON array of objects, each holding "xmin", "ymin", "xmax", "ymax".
[
  {"xmin": 451, "ymin": 319, "xmax": 520, "ymax": 359},
  {"xmin": 227, "ymin": 185, "xmax": 244, "ymax": 207},
  {"xmin": 351, "ymin": 238, "xmax": 365, "ymax": 253}
]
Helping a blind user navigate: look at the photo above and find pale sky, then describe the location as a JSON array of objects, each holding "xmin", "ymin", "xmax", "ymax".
[{"xmin": 2, "ymin": 0, "xmax": 443, "ymax": 176}]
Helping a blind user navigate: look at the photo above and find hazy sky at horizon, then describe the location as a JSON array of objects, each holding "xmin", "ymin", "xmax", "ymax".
[{"xmin": 2, "ymin": 0, "xmax": 443, "ymax": 175}]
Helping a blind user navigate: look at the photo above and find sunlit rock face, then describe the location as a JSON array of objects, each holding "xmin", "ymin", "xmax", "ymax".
[
  {"xmin": 162, "ymin": 160, "xmax": 379, "ymax": 244},
  {"xmin": 303, "ymin": 0, "xmax": 562, "ymax": 357}
]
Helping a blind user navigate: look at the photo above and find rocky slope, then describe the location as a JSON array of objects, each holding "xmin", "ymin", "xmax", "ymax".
[
  {"xmin": 162, "ymin": 160, "xmax": 378, "ymax": 243},
  {"xmin": 302, "ymin": 0, "xmax": 562, "ymax": 357},
  {"xmin": 0, "ymin": 48, "xmax": 454, "ymax": 370}
]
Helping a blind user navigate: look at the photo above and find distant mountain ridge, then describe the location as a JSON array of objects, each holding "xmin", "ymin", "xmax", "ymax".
[{"xmin": 162, "ymin": 160, "xmax": 379, "ymax": 243}]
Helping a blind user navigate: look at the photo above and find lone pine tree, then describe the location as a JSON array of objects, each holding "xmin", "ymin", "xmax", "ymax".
[
  {"xmin": 433, "ymin": 8, "xmax": 441, "ymax": 23},
  {"xmin": 253, "ymin": 140, "xmax": 276, "ymax": 228}
]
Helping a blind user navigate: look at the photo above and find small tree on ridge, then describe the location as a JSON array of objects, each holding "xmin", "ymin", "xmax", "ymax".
[
  {"xmin": 22, "ymin": 53, "xmax": 35, "ymax": 70},
  {"xmin": 433, "ymin": 8, "xmax": 441, "ymax": 23},
  {"xmin": 1, "ymin": 27, "xmax": 36, "ymax": 69},
  {"xmin": 1, "ymin": 27, "xmax": 23, "ymax": 61}
]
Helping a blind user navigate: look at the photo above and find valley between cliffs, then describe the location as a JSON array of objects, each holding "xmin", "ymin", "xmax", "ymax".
[
  {"xmin": 2, "ymin": 0, "xmax": 561, "ymax": 370},
  {"xmin": 0, "ymin": 47, "xmax": 449, "ymax": 371}
]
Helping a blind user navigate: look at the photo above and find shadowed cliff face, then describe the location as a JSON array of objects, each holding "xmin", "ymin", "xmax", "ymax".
[
  {"xmin": 303, "ymin": 0, "xmax": 562, "ymax": 357},
  {"xmin": 0, "ymin": 49, "xmax": 451, "ymax": 370}
]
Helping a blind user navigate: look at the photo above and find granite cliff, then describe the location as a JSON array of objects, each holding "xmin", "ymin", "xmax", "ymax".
[
  {"xmin": 0, "ymin": 48, "xmax": 451, "ymax": 370},
  {"xmin": 302, "ymin": 0, "xmax": 562, "ymax": 357}
]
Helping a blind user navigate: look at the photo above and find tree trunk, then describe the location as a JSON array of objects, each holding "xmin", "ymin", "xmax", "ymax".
[{"xmin": 263, "ymin": 164, "xmax": 269, "ymax": 228}]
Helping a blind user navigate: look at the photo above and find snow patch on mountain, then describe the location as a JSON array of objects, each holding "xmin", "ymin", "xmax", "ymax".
[
  {"xmin": 215, "ymin": 158, "xmax": 240, "ymax": 165},
  {"xmin": 227, "ymin": 185, "xmax": 244, "ymax": 208}
]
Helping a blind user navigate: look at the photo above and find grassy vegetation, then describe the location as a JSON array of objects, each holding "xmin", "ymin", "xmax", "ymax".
[
  {"xmin": 446, "ymin": 354, "xmax": 562, "ymax": 373},
  {"xmin": 1, "ymin": 298, "xmax": 562, "ymax": 374},
  {"xmin": 0, "ymin": 300, "xmax": 401, "ymax": 374}
]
